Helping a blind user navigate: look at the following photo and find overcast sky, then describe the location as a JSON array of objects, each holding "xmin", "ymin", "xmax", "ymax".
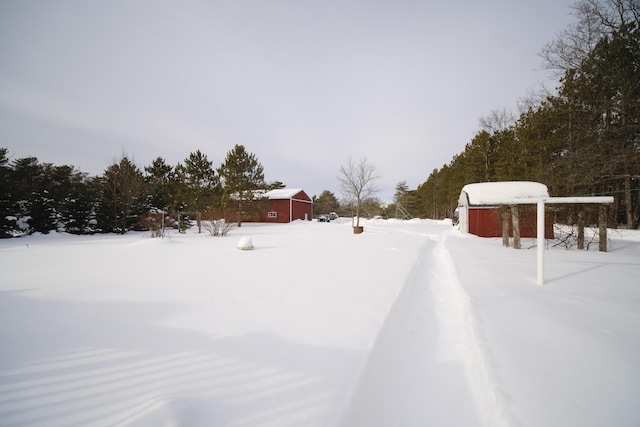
[{"xmin": 0, "ymin": 0, "xmax": 575, "ymax": 202}]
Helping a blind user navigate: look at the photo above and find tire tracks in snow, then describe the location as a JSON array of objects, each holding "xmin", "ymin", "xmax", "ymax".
[{"xmin": 341, "ymin": 233, "xmax": 509, "ymax": 427}]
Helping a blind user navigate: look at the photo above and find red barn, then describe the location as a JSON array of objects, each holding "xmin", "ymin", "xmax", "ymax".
[
  {"xmin": 253, "ymin": 188, "xmax": 313, "ymax": 223},
  {"xmin": 458, "ymin": 181, "xmax": 554, "ymax": 239}
]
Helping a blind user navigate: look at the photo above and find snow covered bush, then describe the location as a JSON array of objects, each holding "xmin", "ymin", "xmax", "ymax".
[
  {"xmin": 138, "ymin": 210, "xmax": 174, "ymax": 238},
  {"xmin": 203, "ymin": 219, "xmax": 234, "ymax": 237}
]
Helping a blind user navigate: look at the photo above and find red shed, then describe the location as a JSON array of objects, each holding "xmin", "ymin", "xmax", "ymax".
[
  {"xmin": 253, "ymin": 188, "xmax": 313, "ymax": 223},
  {"xmin": 458, "ymin": 181, "xmax": 554, "ymax": 239}
]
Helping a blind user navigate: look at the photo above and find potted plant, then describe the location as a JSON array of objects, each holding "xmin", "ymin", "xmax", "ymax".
[{"xmin": 338, "ymin": 157, "xmax": 381, "ymax": 235}]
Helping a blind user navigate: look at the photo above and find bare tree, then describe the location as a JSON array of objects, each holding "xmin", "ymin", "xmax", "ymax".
[
  {"xmin": 517, "ymin": 87, "xmax": 553, "ymax": 114},
  {"xmin": 539, "ymin": 0, "xmax": 640, "ymax": 74},
  {"xmin": 338, "ymin": 157, "xmax": 381, "ymax": 228},
  {"xmin": 478, "ymin": 108, "xmax": 515, "ymax": 133}
]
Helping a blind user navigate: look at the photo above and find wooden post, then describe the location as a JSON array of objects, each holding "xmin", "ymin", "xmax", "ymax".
[
  {"xmin": 625, "ymin": 175, "xmax": 633, "ymax": 228},
  {"xmin": 599, "ymin": 204, "xmax": 608, "ymax": 252},
  {"xmin": 501, "ymin": 206, "xmax": 510, "ymax": 247},
  {"xmin": 511, "ymin": 205, "xmax": 521, "ymax": 249},
  {"xmin": 577, "ymin": 209, "xmax": 585, "ymax": 250},
  {"xmin": 178, "ymin": 212, "xmax": 184, "ymax": 234}
]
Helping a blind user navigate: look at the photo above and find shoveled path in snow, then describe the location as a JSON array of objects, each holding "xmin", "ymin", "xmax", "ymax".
[
  {"xmin": 344, "ymin": 224, "xmax": 640, "ymax": 427},
  {"xmin": 341, "ymin": 230, "xmax": 483, "ymax": 426}
]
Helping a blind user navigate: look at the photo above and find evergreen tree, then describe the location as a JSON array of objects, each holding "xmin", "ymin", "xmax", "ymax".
[
  {"xmin": 514, "ymin": 101, "xmax": 567, "ymax": 194},
  {"xmin": 393, "ymin": 181, "xmax": 418, "ymax": 218},
  {"xmin": 29, "ymin": 191, "xmax": 57, "ymax": 234},
  {"xmin": 551, "ymin": 21, "xmax": 640, "ymax": 226},
  {"xmin": 268, "ymin": 180, "xmax": 286, "ymax": 190},
  {"xmin": 394, "ymin": 181, "xmax": 409, "ymax": 203},
  {"xmin": 314, "ymin": 190, "xmax": 340, "ymax": 215},
  {"xmin": 0, "ymin": 148, "xmax": 15, "ymax": 237},
  {"xmin": 490, "ymin": 127, "xmax": 526, "ymax": 182},
  {"xmin": 144, "ymin": 157, "xmax": 176, "ymax": 211},
  {"xmin": 9, "ymin": 156, "xmax": 53, "ymax": 234},
  {"xmin": 95, "ymin": 156, "xmax": 145, "ymax": 233},
  {"xmin": 217, "ymin": 145, "xmax": 266, "ymax": 226},
  {"xmin": 61, "ymin": 173, "xmax": 97, "ymax": 235},
  {"xmin": 175, "ymin": 150, "xmax": 219, "ymax": 231}
]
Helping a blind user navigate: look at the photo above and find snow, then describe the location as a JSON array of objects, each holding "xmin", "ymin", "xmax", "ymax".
[
  {"xmin": 236, "ymin": 236, "xmax": 254, "ymax": 250},
  {"xmin": 1, "ymin": 220, "xmax": 639, "ymax": 426},
  {"xmin": 460, "ymin": 181, "xmax": 549, "ymax": 206},
  {"xmin": 263, "ymin": 188, "xmax": 305, "ymax": 200}
]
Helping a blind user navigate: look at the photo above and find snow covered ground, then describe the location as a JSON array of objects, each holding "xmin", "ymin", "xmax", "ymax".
[{"xmin": 1, "ymin": 219, "xmax": 638, "ymax": 426}]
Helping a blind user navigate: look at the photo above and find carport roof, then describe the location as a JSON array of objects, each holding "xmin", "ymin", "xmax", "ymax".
[{"xmin": 460, "ymin": 181, "xmax": 549, "ymax": 206}]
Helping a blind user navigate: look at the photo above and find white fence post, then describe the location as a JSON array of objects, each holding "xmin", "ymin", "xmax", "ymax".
[{"xmin": 537, "ymin": 200, "xmax": 545, "ymax": 286}]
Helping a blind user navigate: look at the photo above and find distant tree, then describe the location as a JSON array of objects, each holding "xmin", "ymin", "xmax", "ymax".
[
  {"xmin": 338, "ymin": 157, "xmax": 381, "ymax": 228},
  {"xmin": 268, "ymin": 180, "xmax": 286, "ymax": 190},
  {"xmin": 0, "ymin": 148, "xmax": 15, "ymax": 237},
  {"xmin": 478, "ymin": 108, "xmax": 515, "ymax": 133},
  {"xmin": 392, "ymin": 181, "xmax": 409, "ymax": 219},
  {"xmin": 217, "ymin": 144, "xmax": 267, "ymax": 227},
  {"xmin": 393, "ymin": 181, "xmax": 420, "ymax": 219},
  {"xmin": 314, "ymin": 190, "xmax": 340, "ymax": 215},
  {"xmin": 514, "ymin": 102, "xmax": 567, "ymax": 191},
  {"xmin": 415, "ymin": 168, "xmax": 439, "ymax": 219},
  {"xmin": 490, "ymin": 127, "xmax": 526, "ymax": 182},
  {"xmin": 61, "ymin": 174, "xmax": 97, "ymax": 235},
  {"xmin": 539, "ymin": 0, "xmax": 639, "ymax": 74},
  {"xmin": 9, "ymin": 156, "xmax": 58, "ymax": 234},
  {"xmin": 410, "ymin": 0, "xmax": 640, "ymax": 228},
  {"xmin": 29, "ymin": 190, "xmax": 57, "ymax": 234},
  {"xmin": 0, "ymin": 151, "xmax": 98, "ymax": 236},
  {"xmin": 175, "ymin": 150, "xmax": 219, "ymax": 231},
  {"xmin": 360, "ymin": 197, "xmax": 384, "ymax": 218},
  {"xmin": 394, "ymin": 181, "xmax": 409, "ymax": 201},
  {"xmin": 96, "ymin": 156, "xmax": 145, "ymax": 233},
  {"xmin": 144, "ymin": 157, "xmax": 176, "ymax": 211},
  {"xmin": 415, "ymin": 163, "xmax": 460, "ymax": 220},
  {"xmin": 553, "ymin": 20, "xmax": 640, "ymax": 226}
]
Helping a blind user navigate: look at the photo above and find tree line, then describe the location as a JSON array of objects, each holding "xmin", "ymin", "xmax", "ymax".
[
  {"xmin": 399, "ymin": 0, "xmax": 640, "ymax": 228},
  {"xmin": 0, "ymin": 145, "xmax": 278, "ymax": 238}
]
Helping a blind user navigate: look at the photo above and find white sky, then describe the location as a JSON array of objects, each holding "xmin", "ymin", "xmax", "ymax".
[{"xmin": 0, "ymin": 0, "xmax": 575, "ymax": 202}]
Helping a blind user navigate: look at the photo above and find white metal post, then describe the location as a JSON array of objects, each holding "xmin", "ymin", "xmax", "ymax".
[{"xmin": 537, "ymin": 200, "xmax": 545, "ymax": 285}]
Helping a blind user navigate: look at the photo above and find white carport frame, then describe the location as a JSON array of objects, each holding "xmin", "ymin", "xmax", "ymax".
[{"xmin": 478, "ymin": 196, "xmax": 614, "ymax": 286}]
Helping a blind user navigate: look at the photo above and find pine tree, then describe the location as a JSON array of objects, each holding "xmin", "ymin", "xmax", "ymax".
[
  {"xmin": 314, "ymin": 190, "xmax": 340, "ymax": 215},
  {"xmin": 96, "ymin": 156, "xmax": 145, "ymax": 234},
  {"xmin": 10, "ymin": 156, "xmax": 50, "ymax": 234},
  {"xmin": 144, "ymin": 157, "xmax": 176, "ymax": 211},
  {"xmin": 218, "ymin": 145, "xmax": 266, "ymax": 226},
  {"xmin": 0, "ymin": 148, "xmax": 15, "ymax": 237},
  {"xmin": 61, "ymin": 174, "xmax": 97, "ymax": 235},
  {"xmin": 175, "ymin": 150, "xmax": 219, "ymax": 231}
]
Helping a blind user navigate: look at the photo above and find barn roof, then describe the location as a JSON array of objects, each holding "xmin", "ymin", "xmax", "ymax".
[
  {"xmin": 264, "ymin": 188, "xmax": 306, "ymax": 200},
  {"xmin": 460, "ymin": 181, "xmax": 549, "ymax": 206}
]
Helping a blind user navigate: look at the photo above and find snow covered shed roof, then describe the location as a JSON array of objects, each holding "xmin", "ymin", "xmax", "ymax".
[
  {"xmin": 264, "ymin": 188, "xmax": 307, "ymax": 200},
  {"xmin": 459, "ymin": 181, "xmax": 549, "ymax": 206}
]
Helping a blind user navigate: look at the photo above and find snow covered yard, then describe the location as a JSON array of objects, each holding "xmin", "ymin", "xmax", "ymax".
[{"xmin": 1, "ymin": 220, "xmax": 639, "ymax": 426}]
